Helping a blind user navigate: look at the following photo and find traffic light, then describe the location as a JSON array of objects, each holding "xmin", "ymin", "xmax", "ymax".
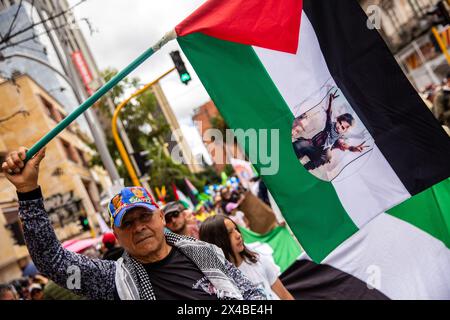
[
  {"xmin": 133, "ymin": 150, "xmax": 153, "ymax": 177},
  {"xmin": 79, "ymin": 215, "xmax": 90, "ymax": 232},
  {"xmin": 427, "ymin": 1, "xmax": 450, "ymax": 26},
  {"xmin": 170, "ymin": 50, "xmax": 192, "ymax": 85}
]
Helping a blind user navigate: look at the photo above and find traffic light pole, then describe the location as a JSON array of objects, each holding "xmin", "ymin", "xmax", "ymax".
[
  {"xmin": 112, "ymin": 67, "xmax": 176, "ymax": 187},
  {"xmin": 431, "ymin": 26, "xmax": 450, "ymax": 66}
]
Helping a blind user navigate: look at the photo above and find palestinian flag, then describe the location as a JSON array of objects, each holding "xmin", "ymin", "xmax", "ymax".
[
  {"xmin": 184, "ymin": 178, "xmax": 199, "ymax": 205},
  {"xmin": 175, "ymin": 0, "xmax": 450, "ymax": 299}
]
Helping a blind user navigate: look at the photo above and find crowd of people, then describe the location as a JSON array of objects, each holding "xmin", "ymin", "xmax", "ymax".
[
  {"xmin": 0, "ymin": 146, "xmax": 292, "ymax": 300},
  {"xmin": 0, "ymin": 269, "xmax": 47, "ymax": 301},
  {"xmin": 420, "ymin": 73, "xmax": 450, "ymax": 136}
]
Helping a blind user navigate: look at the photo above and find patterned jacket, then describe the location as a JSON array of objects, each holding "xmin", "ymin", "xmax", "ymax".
[{"xmin": 18, "ymin": 188, "xmax": 267, "ymax": 300}]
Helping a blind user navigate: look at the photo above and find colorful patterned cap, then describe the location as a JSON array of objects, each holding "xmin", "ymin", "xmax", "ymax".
[{"xmin": 108, "ymin": 187, "xmax": 159, "ymax": 228}]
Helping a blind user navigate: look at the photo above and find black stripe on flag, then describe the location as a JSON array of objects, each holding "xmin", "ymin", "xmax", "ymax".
[
  {"xmin": 280, "ymin": 259, "xmax": 389, "ymax": 300},
  {"xmin": 303, "ymin": 0, "xmax": 450, "ymax": 195}
]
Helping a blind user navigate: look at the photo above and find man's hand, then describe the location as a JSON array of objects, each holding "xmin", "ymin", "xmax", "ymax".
[
  {"xmin": 1, "ymin": 147, "xmax": 46, "ymax": 193},
  {"xmin": 349, "ymin": 142, "xmax": 369, "ymax": 153}
]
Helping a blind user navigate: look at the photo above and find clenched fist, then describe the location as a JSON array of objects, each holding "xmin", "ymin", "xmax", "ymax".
[{"xmin": 1, "ymin": 147, "xmax": 46, "ymax": 193}]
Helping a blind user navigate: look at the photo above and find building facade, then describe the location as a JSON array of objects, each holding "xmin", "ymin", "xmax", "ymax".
[
  {"xmin": 151, "ymin": 82, "xmax": 204, "ymax": 174},
  {"xmin": 192, "ymin": 100, "xmax": 245, "ymax": 174},
  {"xmin": 359, "ymin": 0, "xmax": 450, "ymax": 90},
  {"xmin": 0, "ymin": 0, "xmax": 119, "ymax": 180},
  {"xmin": 0, "ymin": 74, "xmax": 106, "ymax": 282}
]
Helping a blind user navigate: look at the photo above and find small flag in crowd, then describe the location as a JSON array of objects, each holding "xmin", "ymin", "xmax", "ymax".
[
  {"xmin": 155, "ymin": 186, "xmax": 167, "ymax": 205},
  {"xmin": 239, "ymin": 225, "xmax": 302, "ymax": 273},
  {"xmin": 171, "ymin": 183, "xmax": 180, "ymax": 201}
]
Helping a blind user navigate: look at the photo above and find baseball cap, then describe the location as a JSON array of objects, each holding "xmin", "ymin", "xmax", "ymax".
[
  {"xmin": 108, "ymin": 187, "xmax": 159, "ymax": 228},
  {"xmin": 28, "ymin": 283, "xmax": 42, "ymax": 293},
  {"xmin": 225, "ymin": 202, "xmax": 239, "ymax": 213},
  {"xmin": 102, "ymin": 232, "xmax": 116, "ymax": 245},
  {"xmin": 162, "ymin": 201, "xmax": 185, "ymax": 217}
]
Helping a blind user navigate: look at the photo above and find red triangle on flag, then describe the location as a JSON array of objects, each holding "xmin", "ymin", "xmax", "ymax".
[{"xmin": 176, "ymin": 0, "xmax": 303, "ymax": 54}]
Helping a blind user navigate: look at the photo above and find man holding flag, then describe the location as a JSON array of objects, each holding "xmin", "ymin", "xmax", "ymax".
[
  {"xmin": 1, "ymin": 147, "xmax": 266, "ymax": 300},
  {"xmin": 2, "ymin": 0, "xmax": 450, "ymax": 300}
]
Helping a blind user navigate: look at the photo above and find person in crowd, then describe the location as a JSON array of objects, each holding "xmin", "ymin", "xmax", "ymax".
[
  {"xmin": 1, "ymin": 147, "xmax": 266, "ymax": 300},
  {"xmin": 199, "ymin": 215, "xmax": 294, "ymax": 300},
  {"xmin": 433, "ymin": 72, "xmax": 450, "ymax": 129},
  {"xmin": 213, "ymin": 194, "xmax": 224, "ymax": 215},
  {"xmin": 102, "ymin": 232, "xmax": 124, "ymax": 261},
  {"xmin": 18, "ymin": 257, "xmax": 39, "ymax": 278},
  {"xmin": 29, "ymin": 283, "xmax": 44, "ymax": 300},
  {"xmin": 0, "ymin": 284, "xmax": 18, "ymax": 300},
  {"xmin": 43, "ymin": 280, "xmax": 86, "ymax": 300},
  {"xmin": 249, "ymin": 177, "xmax": 271, "ymax": 207},
  {"xmin": 162, "ymin": 201, "xmax": 199, "ymax": 238},
  {"xmin": 193, "ymin": 203, "xmax": 214, "ymax": 223},
  {"xmin": 224, "ymin": 202, "xmax": 248, "ymax": 228},
  {"xmin": 9, "ymin": 278, "xmax": 31, "ymax": 300},
  {"xmin": 220, "ymin": 186, "xmax": 240, "ymax": 213}
]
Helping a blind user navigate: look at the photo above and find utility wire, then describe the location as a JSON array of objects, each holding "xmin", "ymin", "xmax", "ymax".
[
  {"xmin": 4, "ymin": 0, "xmax": 24, "ymax": 43},
  {"xmin": 0, "ymin": 0, "xmax": 86, "ymax": 47}
]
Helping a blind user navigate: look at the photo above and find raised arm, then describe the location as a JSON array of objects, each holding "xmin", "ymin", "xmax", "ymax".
[
  {"xmin": 324, "ymin": 90, "xmax": 339, "ymax": 132},
  {"xmin": 333, "ymin": 139, "xmax": 369, "ymax": 152},
  {"xmin": 2, "ymin": 148, "xmax": 117, "ymax": 300}
]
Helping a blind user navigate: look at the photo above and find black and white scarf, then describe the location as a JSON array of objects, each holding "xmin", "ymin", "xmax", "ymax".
[{"xmin": 120, "ymin": 232, "xmax": 243, "ymax": 300}]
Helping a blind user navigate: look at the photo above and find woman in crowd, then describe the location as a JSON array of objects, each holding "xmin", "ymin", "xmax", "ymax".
[
  {"xmin": 224, "ymin": 202, "xmax": 248, "ymax": 228},
  {"xmin": 199, "ymin": 215, "xmax": 294, "ymax": 300}
]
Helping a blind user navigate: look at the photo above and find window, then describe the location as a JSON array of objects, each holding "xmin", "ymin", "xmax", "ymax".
[
  {"xmin": 3, "ymin": 207, "xmax": 26, "ymax": 246},
  {"xmin": 76, "ymin": 148, "xmax": 89, "ymax": 168},
  {"xmin": 0, "ymin": 152, "xmax": 6, "ymax": 175},
  {"xmin": 82, "ymin": 179, "xmax": 100, "ymax": 212},
  {"xmin": 40, "ymin": 95, "xmax": 61, "ymax": 123},
  {"xmin": 58, "ymin": 110, "xmax": 66, "ymax": 121},
  {"xmin": 0, "ymin": 152, "xmax": 6, "ymax": 164},
  {"xmin": 61, "ymin": 139, "xmax": 79, "ymax": 163}
]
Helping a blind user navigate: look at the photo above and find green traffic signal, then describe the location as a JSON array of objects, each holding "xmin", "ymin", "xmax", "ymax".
[
  {"xmin": 170, "ymin": 50, "xmax": 192, "ymax": 85},
  {"xmin": 181, "ymin": 73, "xmax": 191, "ymax": 83}
]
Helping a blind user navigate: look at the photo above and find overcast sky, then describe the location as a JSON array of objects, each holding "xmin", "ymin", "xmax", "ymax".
[{"xmin": 68, "ymin": 0, "xmax": 211, "ymax": 158}]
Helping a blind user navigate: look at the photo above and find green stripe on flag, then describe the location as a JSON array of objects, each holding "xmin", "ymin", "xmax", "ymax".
[
  {"xmin": 388, "ymin": 178, "xmax": 450, "ymax": 249},
  {"xmin": 239, "ymin": 226, "xmax": 302, "ymax": 273},
  {"xmin": 178, "ymin": 32, "xmax": 358, "ymax": 262}
]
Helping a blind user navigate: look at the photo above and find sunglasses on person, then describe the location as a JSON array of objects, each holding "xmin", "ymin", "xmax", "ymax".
[{"xmin": 165, "ymin": 211, "xmax": 181, "ymax": 223}]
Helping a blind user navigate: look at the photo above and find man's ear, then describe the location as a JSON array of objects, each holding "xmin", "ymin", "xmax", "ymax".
[
  {"xmin": 159, "ymin": 210, "xmax": 166, "ymax": 224},
  {"xmin": 113, "ymin": 228, "xmax": 124, "ymax": 247}
]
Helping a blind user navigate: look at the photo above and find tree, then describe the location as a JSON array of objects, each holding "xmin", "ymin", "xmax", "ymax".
[{"xmin": 210, "ymin": 114, "xmax": 228, "ymax": 136}]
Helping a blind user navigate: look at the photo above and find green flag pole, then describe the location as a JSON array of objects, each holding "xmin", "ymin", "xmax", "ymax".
[{"xmin": 25, "ymin": 30, "xmax": 176, "ymax": 161}]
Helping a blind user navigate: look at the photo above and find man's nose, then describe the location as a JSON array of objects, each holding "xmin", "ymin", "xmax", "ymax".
[{"xmin": 133, "ymin": 221, "xmax": 147, "ymax": 233}]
